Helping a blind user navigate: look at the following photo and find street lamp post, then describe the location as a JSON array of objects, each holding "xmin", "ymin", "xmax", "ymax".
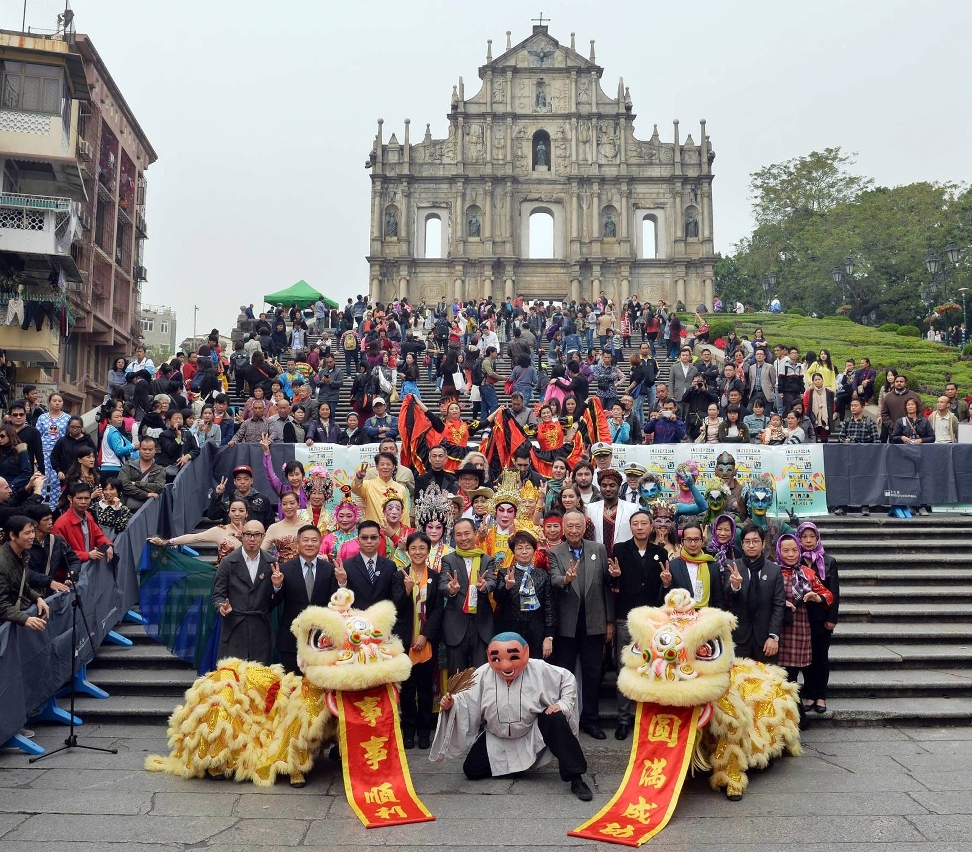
[
  {"xmin": 761, "ymin": 272, "xmax": 776, "ymax": 310},
  {"xmin": 832, "ymin": 256, "xmax": 854, "ymax": 307},
  {"xmin": 926, "ymin": 243, "xmax": 961, "ymax": 342},
  {"xmin": 959, "ymin": 287, "xmax": 969, "ymax": 338}
]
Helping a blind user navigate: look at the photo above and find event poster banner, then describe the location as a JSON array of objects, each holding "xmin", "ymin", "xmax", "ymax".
[
  {"xmin": 608, "ymin": 444, "xmax": 828, "ymax": 517},
  {"xmin": 290, "ymin": 442, "xmax": 828, "ymax": 517}
]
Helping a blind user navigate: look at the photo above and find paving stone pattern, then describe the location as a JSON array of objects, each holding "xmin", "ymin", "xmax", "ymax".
[{"xmin": 1, "ymin": 722, "xmax": 971, "ymax": 851}]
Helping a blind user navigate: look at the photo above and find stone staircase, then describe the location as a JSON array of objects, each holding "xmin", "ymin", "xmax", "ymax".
[{"xmin": 813, "ymin": 514, "xmax": 972, "ymax": 725}]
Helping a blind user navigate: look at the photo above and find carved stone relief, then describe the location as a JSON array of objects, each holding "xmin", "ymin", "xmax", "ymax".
[
  {"xmin": 597, "ymin": 120, "xmax": 619, "ymax": 163},
  {"xmin": 493, "ymin": 77, "xmax": 507, "ymax": 104},
  {"xmin": 577, "ymin": 77, "xmax": 591, "ymax": 105},
  {"xmin": 555, "ymin": 123, "xmax": 570, "ymax": 173},
  {"xmin": 493, "ymin": 126, "xmax": 506, "ymax": 159},
  {"xmin": 465, "ymin": 123, "xmax": 486, "ymax": 163},
  {"xmin": 577, "ymin": 122, "xmax": 593, "ymax": 163}
]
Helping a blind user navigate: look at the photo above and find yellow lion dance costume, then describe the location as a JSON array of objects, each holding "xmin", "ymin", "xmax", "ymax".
[
  {"xmin": 146, "ymin": 589, "xmax": 411, "ymax": 788},
  {"xmin": 619, "ymin": 589, "xmax": 802, "ymax": 800}
]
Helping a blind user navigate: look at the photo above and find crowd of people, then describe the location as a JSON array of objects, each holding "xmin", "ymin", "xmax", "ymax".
[{"xmin": 7, "ymin": 287, "xmax": 966, "ymax": 750}]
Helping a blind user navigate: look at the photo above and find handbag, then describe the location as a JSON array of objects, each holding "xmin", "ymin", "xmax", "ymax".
[
  {"xmin": 452, "ymin": 371, "xmax": 467, "ymax": 394},
  {"xmin": 504, "ymin": 377, "xmax": 515, "ymax": 396}
]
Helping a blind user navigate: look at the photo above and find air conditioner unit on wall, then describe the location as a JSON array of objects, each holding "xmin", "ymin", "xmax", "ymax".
[
  {"xmin": 79, "ymin": 210, "xmax": 91, "ymax": 230},
  {"xmin": 78, "ymin": 139, "xmax": 93, "ymax": 160}
]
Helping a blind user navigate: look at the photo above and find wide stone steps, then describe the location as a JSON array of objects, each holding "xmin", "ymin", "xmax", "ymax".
[
  {"xmin": 839, "ymin": 585, "xmax": 972, "ymax": 601},
  {"xmin": 827, "ymin": 668, "xmax": 972, "ymax": 698},
  {"xmin": 839, "ymin": 602, "xmax": 972, "ymax": 621},
  {"xmin": 841, "ymin": 568, "xmax": 971, "ymax": 583},
  {"xmin": 830, "ymin": 643, "xmax": 972, "ymax": 665}
]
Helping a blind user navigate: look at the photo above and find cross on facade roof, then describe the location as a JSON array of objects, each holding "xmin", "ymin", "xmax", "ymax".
[{"xmin": 531, "ymin": 12, "xmax": 549, "ymax": 26}]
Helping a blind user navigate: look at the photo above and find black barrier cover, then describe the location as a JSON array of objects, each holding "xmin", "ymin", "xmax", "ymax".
[
  {"xmin": 170, "ymin": 442, "xmax": 220, "ymax": 537},
  {"xmin": 0, "ymin": 560, "xmax": 115, "ymax": 745},
  {"xmin": 822, "ymin": 444, "xmax": 972, "ymax": 507}
]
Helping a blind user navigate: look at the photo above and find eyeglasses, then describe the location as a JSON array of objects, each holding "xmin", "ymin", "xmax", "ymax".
[
  {"xmin": 241, "ymin": 532, "xmax": 264, "ymax": 538},
  {"xmin": 9, "ymin": 412, "xmax": 25, "ymax": 417}
]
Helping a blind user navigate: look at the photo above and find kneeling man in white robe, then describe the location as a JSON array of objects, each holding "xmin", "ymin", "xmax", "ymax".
[{"xmin": 430, "ymin": 631, "xmax": 593, "ymax": 800}]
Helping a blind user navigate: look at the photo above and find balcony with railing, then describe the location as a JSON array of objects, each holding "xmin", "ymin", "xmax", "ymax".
[{"xmin": 0, "ymin": 192, "xmax": 81, "ymax": 267}]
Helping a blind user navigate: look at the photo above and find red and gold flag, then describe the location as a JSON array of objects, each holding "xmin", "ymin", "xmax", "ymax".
[
  {"xmin": 337, "ymin": 684, "xmax": 435, "ymax": 828},
  {"xmin": 569, "ymin": 703, "xmax": 700, "ymax": 847}
]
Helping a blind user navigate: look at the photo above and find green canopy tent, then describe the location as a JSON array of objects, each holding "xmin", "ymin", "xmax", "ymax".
[{"xmin": 263, "ymin": 280, "xmax": 338, "ymax": 310}]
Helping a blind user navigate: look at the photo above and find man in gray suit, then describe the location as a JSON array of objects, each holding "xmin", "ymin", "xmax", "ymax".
[
  {"xmin": 747, "ymin": 347, "xmax": 777, "ymax": 407},
  {"xmin": 439, "ymin": 518, "xmax": 497, "ymax": 674},
  {"xmin": 548, "ymin": 509, "xmax": 615, "ymax": 740},
  {"xmin": 211, "ymin": 519, "xmax": 280, "ymax": 664},
  {"xmin": 667, "ymin": 346, "xmax": 699, "ymax": 419}
]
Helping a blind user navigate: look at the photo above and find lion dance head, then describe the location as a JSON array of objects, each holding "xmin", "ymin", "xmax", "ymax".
[{"xmin": 619, "ymin": 589, "xmax": 737, "ymax": 707}]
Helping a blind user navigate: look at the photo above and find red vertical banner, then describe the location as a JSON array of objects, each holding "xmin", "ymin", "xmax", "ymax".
[
  {"xmin": 569, "ymin": 703, "xmax": 700, "ymax": 847},
  {"xmin": 337, "ymin": 684, "xmax": 435, "ymax": 828}
]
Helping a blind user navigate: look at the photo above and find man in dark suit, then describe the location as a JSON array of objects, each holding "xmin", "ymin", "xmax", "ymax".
[
  {"xmin": 414, "ymin": 446, "xmax": 458, "ymax": 498},
  {"xmin": 439, "ymin": 517, "xmax": 496, "ymax": 674},
  {"xmin": 272, "ymin": 524, "xmax": 340, "ymax": 674},
  {"xmin": 665, "ymin": 523, "xmax": 724, "ymax": 610},
  {"xmin": 211, "ymin": 520, "xmax": 280, "ymax": 664},
  {"xmin": 724, "ymin": 523, "xmax": 785, "ymax": 663},
  {"xmin": 340, "ymin": 520, "xmax": 395, "ymax": 609},
  {"xmin": 548, "ymin": 509, "xmax": 615, "ymax": 740}
]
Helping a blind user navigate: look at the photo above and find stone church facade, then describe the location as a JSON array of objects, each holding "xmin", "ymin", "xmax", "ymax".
[{"xmin": 366, "ymin": 24, "xmax": 716, "ymax": 310}]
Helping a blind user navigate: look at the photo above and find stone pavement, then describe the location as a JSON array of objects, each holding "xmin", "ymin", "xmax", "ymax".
[{"xmin": 1, "ymin": 722, "xmax": 970, "ymax": 852}]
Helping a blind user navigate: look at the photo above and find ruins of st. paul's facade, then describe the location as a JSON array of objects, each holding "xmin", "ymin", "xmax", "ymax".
[{"xmin": 366, "ymin": 24, "xmax": 716, "ymax": 310}]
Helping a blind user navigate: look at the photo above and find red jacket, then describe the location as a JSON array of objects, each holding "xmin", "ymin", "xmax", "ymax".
[{"xmin": 52, "ymin": 509, "xmax": 111, "ymax": 563}]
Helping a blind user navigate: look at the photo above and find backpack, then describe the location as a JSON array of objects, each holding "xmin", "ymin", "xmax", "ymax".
[
  {"xmin": 343, "ymin": 332, "xmax": 357, "ymax": 351},
  {"xmin": 470, "ymin": 358, "xmax": 484, "ymax": 386},
  {"xmin": 190, "ymin": 370, "xmax": 206, "ymax": 392},
  {"xmin": 231, "ymin": 350, "xmax": 250, "ymax": 372}
]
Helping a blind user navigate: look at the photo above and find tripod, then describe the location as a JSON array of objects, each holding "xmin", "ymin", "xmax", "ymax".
[{"xmin": 30, "ymin": 582, "xmax": 117, "ymax": 763}]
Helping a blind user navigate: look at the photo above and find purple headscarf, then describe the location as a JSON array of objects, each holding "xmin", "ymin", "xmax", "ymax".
[
  {"xmin": 706, "ymin": 514, "xmax": 738, "ymax": 575},
  {"xmin": 796, "ymin": 521, "xmax": 826, "ymax": 580},
  {"xmin": 777, "ymin": 533, "xmax": 812, "ymax": 600}
]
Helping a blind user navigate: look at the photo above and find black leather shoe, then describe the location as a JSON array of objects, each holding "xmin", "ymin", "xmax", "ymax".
[
  {"xmin": 570, "ymin": 777, "xmax": 593, "ymax": 801},
  {"xmin": 403, "ymin": 734, "xmax": 415, "ymax": 749},
  {"xmin": 614, "ymin": 724, "xmax": 630, "ymax": 741},
  {"xmin": 582, "ymin": 724, "xmax": 607, "ymax": 740},
  {"xmin": 418, "ymin": 732, "xmax": 431, "ymax": 749}
]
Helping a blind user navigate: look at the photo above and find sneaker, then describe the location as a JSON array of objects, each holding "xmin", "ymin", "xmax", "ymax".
[
  {"xmin": 832, "ymin": 507, "xmax": 845, "ymax": 516},
  {"xmin": 861, "ymin": 506, "xmax": 870, "ymax": 516},
  {"xmin": 417, "ymin": 732, "xmax": 431, "ymax": 750},
  {"xmin": 19, "ymin": 728, "xmax": 35, "ymax": 739},
  {"xmin": 570, "ymin": 777, "xmax": 593, "ymax": 802},
  {"xmin": 918, "ymin": 507, "xmax": 930, "ymax": 516}
]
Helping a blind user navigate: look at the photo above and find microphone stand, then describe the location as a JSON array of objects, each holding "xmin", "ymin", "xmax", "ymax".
[{"xmin": 30, "ymin": 577, "xmax": 117, "ymax": 763}]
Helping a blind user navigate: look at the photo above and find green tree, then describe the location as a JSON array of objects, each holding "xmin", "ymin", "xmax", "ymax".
[
  {"xmin": 749, "ymin": 147, "xmax": 873, "ymax": 227},
  {"xmin": 728, "ymin": 145, "xmax": 972, "ymax": 327}
]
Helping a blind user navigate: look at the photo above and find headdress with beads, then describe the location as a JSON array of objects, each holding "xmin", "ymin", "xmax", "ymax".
[
  {"xmin": 488, "ymin": 470, "xmax": 522, "ymax": 515},
  {"xmin": 415, "ymin": 483, "xmax": 453, "ymax": 533},
  {"xmin": 650, "ymin": 500, "xmax": 677, "ymax": 521},
  {"xmin": 303, "ymin": 465, "xmax": 333, "ymax": 501},
  {"xmin": 380, "ymin": 487, "xmax": 405, "ymax": 512}
]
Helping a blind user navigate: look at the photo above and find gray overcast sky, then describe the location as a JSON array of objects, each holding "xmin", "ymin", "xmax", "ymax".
[{"xmin": 70, "ymin": 0, "xmax": 971, "ymax": 342}]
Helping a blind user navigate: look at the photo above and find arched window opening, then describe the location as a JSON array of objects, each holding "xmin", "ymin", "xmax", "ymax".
[
  {"xmin": 641, "ymin": 216, "xmax": 657, "ymax": 259},
  {"xmin": 424, "ymin": 214, "xmax": 442, "ymax": 259},
  {"xmin": 529, "ymin": 210, "xmax": 554, "ymax": 258}
]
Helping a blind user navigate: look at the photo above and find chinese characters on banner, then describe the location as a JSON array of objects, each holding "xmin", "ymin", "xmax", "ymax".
[
  {"xmin": 336, "ymin": 684, "xmax": 435, "ymax": 827},
  {"xmin": 569, "ymin": 704, "xmax": 701, "ymax": 847}
]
